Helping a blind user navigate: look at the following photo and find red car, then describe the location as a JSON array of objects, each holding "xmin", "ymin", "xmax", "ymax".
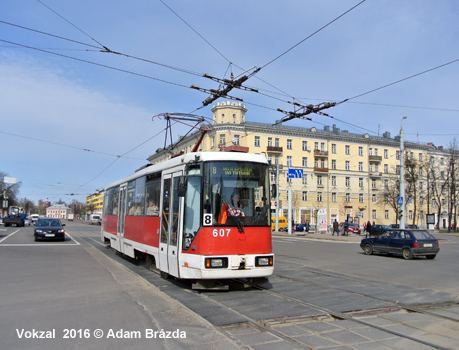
[{"xmin": 341, "ymin": 223, "xmax": 361, "ymax": 234}]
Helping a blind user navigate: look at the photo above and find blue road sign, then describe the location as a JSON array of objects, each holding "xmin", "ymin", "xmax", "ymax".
[
  {"xmin": 397, "ymin": 196, "xmax": 403, "ymax": 205},
  {"xmin": 288, "ymin": 169, "xmax": 304, "ymax": 179}
]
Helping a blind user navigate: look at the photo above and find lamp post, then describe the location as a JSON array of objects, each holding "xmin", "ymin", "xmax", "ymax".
[{"xmin": 400, "ymin": 116, "xmax": 407, "ymax": 229}]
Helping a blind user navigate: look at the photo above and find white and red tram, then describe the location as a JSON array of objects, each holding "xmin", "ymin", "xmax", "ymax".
[{"xmin": 101, "ymin": 151, "xmax": 274, "ymax": 288}]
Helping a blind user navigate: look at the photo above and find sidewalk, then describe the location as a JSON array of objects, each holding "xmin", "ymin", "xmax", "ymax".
[{"xmin": 272, "ymin": 230, "xmax": 364, "ymax": 242}]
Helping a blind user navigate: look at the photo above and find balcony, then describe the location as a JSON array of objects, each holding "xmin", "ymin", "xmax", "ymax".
[
  {"xmin": 314, "ymin": 167, "xmax": 329, "ymax": 173},
  {"xmin": 314, "ymin": 149, "xmax": 329, "ymax": 157},
  {"xmin": 369, "ymin": 155, "xmax": 382, "ymax": 162},
  {"xmin": 267, "ymin": 146, "xmax": 283, "ymax": 154},
  {"xmin": 369, "ymin": 172, "xmax": 382, "ymax": 177}
]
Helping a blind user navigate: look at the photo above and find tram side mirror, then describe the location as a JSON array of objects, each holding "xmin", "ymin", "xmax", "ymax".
[
  {"xmin": 177, "ymin": 176, "xmax": 187, "ymax": 197},
  {"xmin": 271, "ymin": 184, "xmax": 277, "ymax": 198}
]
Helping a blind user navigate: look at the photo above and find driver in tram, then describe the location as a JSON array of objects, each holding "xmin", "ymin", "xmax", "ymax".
[{"xmin": 218, "ymin": 191, "xmax": 245, "ymax": 224}]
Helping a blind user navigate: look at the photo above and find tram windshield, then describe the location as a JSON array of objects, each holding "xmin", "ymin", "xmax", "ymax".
[{"xmin": 204, "ymin": 160, "xmax": 270, "ymax": 229}]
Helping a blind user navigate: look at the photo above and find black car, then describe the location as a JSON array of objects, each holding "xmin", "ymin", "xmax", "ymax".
[
  {"xmin": 368, "ymin": 224, "xmax": 389, "ymax": 236},
  {"xmin": 34, "ymin": 217, "xmax": 66, "ymax": 241},
  {"xmin": 360, "ymin": 229, "xmax": 439, "ymax": 260}
]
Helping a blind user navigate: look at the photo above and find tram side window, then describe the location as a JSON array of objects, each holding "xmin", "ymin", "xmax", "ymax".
[
  {"xmin": 183, "ymin": 176, "xmax": 201, "ymax": 250},
  {"xmin": 105, "ymin": 187, "xmax": 119, "ymax": 215},
  {"xmin": 145, "ymin": 176, "xmax": 160, "ymax": 216},
  {"xmin": 127, "ymin": 181, "xmax": 137, "ymax": 216}
]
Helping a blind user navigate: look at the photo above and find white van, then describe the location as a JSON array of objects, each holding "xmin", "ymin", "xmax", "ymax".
[
  {"xmin": 89, "ymin": 214, "xmax": 101, "ymax": 225},
  {"xmin": 30, "ymin": 214, "xmax": 40, "ymax": 223}
]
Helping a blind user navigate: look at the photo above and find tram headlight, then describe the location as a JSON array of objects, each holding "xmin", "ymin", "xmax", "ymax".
[
  {"xmin": 256, "ymin": 256, "xmax": 274, "ymax": 267},
  {"xmin": 205, "ymin": 257, "xmax": 228, "ymax": 269}
]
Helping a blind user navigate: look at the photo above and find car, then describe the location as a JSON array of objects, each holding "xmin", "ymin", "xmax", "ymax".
[
  {"xmin": 368, "ymin": 224, "xmax": 389, "ymax": 236},
  {"xmin": 34, "ymin": 217, "xmax": 66, "ymax": 242},
  {"xmin": 340, "ymin": 222, "xmax": 361, "ymax": 234},
  {"xmin": 294, "ymin": 224, "xmax": 305, "ymax": 232},
  {"xmin": 390, "ymin": 224, "xmax": 419, "ymax": 229},
  {"xmin": 360, "ymin": 229, "xmax": 439, "ymax": 260},
  {"xmin": 23, "ymin": 218, "xmax": 31, "ymax": 226}
]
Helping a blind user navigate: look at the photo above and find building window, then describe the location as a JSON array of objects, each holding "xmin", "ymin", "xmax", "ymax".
[
  {"xmin": 315, "ymin": 159, "xmax": 319, "ymax": 168},
  {"xmin": 321, "ymin": 159, "xmax": 325, "ymax": 168},
  {"xmin": 359, "ymin": 162, "xmax": 363, "ymax": 171},
  {"xmin": 320, "ymin": 142, "xmax": 325, "ymax": 151},
  {"xmin": 369, "ymin": 148, "xmax": 373, "ymax": 156},
  {"xmin": 346, "ymin": 192, "xmax": 351, "ymax": 202},
  {"xmin": 331, "ymin": 159, "xmax": 336, "ymax": 169},
  {"xmin": 275, "ymin": 138, "xmax": 280, "ymax": 147},
  {"xmin": 287, "ymin": 156, "xmax": 292, "ymax": 167},
  {"xmin": 419, "ymin": 167, "xmax": 424, "ymax": 176},
  {"xmin": 384, "ymin": 149, "xmax": 388, "ymax": 159},
  {"xmin": 372, "ymin": 178, "xmax": 377, "ymax": 189},
  {"xmin": 385, "ymin": 210, "xmax": 389, "ymax": 219},
  {"xmin": 359, "ymin": 178, "xmax": 364, "ymax": 187},
  {"xmin": 375, "ymin": 148, "xmax": 378, "ymax": 156},
  {"xmin": 372, "ymin": 210, "xmax": 377, "ymax": 219},
  {"xmin": 219, "ymin": 134, "xmax": 226, "ymax": 146},
  {"xmin": 359, "ymin": 146, "xmax": 363, "ymax": 156},
  {"xmin": 317, "ymin": 175, "xmax": 323, "ymax": 185},
  {"xmin": 345, "ymin": 177, "xmax": 350, "ymax": 187},
  {"xmin": 314, "ymin": 142, "xmax": 319, "ymax": 150},
  {"xmin": 396, "ymin": 151, "xmax": 400, "ymax": 160},
  {"xmin": 332, "ymin": 192, "xmax": 337, "ymax": 202},
  {"xmin": 372, "ymin": 194, "xmax": 377, "ymax": 203},
  {"xmin": 268, "ymin": 154, "xmax": 273, "ymax": 164},
  {"xmin": 233, "ymin": 135, "xmax": 240, "ymax": 145},
  {"xmin": 254, "ymin": 136, "xmax": 260, "ymax": 147},
  {"xmin": 317, "ymin": 192, "xmax": 323, "ymax": 202},
  {"xmin": 302, "ymin": 141, "xmax": 308, "ymax": 151},
  {"xmin": 270, "ymin": 172, "xmax": 276, "ymax": 183},
  {"xmin": 268, "ymin": 137, "xmax": 272, "ymax": 147},
  {"xmin": 345, "ymin": 145, "xmax": 350, "ymax": 155},
  {"xmin": 384, "ymin": 164, "xmax": 388, "ymax": 173},
  {"xmin": 419, "ymin": 153, "xmax": 423, "ymax": 162},
  {"xmin": 409, "ymin": 210, "xmax": 413, "ymax": 220},
  {"xmin": 345, "ymin": 161, "xmax": 350, "ymax": 170},
  {"xmin": 302, "ymin": 174, "xmax": 308, "ymax": 184},
  {"xmin": 369, "ymin": 163, "xmax": 373, "ymax": 172},
  {"xmin": 331, "ymin": 144, "xmax": 337, "ymax": 154},
  {"xmin": 274, "ymin": 155, "xmax": 280, "ymax": 165},
  {"xmin": 302, "ymin": 191, "xmax": 308, "ymax": 201},
  {"xmin": 302, "ymin": 157, "xmax": 308, "ymax": 167},
  {"xmin": 384, "ymin": 179, "xmax": 389, "ymax": 189},
  {"xmin": 287, "ymin": 139, "xmax": 292, "ymax": 150},
  {"xmin": 331, "ymin": 176, "xmax": 336, "ymax": 186},
  {"xmin": 359, "ymin": 193, "xmax": 364, "ymax": 203}
]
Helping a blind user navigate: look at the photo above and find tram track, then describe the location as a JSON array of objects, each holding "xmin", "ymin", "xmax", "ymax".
[{"xmin": 76, "ymin": 225, "xmax": 458, "ymax": 349}]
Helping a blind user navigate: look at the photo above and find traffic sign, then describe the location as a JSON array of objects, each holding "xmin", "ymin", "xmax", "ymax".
[
  {"xmin": 288, "ymin": 169, "xmax": 303, "ymax": 179},
  {"xmin": 397, "ymin": 196, "xmax": 403, "ymax": 205}
]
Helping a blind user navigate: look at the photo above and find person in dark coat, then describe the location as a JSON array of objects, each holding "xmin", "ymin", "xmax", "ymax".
[
  {"xmin": 366, "ymin": 221, "xmax": 372, "ymax": 236},
  {"xmin": 332, "ymin": 220, "xmax": 339, "ymax": 236},
  {"xmin": 343, "ymin": 220, "xmax": 349, "ymax": 236}
]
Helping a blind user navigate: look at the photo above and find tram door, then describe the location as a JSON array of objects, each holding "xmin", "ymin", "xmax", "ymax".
[
  {"xmin": 116, "ymin": 184, "xmax": 127, "ymax": 253},
  {"xmin": 159, "ymin": 172, "xmax": 182, "ymax": 277}
]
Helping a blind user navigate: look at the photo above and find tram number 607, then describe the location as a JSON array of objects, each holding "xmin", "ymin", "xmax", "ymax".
[{"xmin": 212, "ymin": 228, "xmax": 231, "ymax": 238}]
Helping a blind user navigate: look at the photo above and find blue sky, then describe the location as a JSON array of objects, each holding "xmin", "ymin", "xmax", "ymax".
[{"xmin": 1, "ymin": 0, "xmax": 459, "ymax": 205}]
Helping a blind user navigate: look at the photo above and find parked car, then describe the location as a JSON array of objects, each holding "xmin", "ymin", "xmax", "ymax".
[
  {"xmin": 360, "ymin": 229, "xmax": 439, "ymax": 260},
  {"xmin": 368, "ymin": 224, "xmax": 389, "ymax": 236},
  {"xmin": 34, "ymin": 217, "xmax": 66, "ymax": 242},
  {"xmin": 390, "ymin": 224, "xmax": 419, "ymax": 229},
  {"xmin": 340, "ymin": 223, "xmax": 361, "ymax": 234}
]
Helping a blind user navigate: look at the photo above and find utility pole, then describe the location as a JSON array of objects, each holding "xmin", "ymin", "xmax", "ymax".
[
  {"xmin": 399, "ymin": 116, "xmax": 407, "ymax": 229},
  {"xmin": 275, "ymin": 163, "xmax": 280, "ymax": 232}
]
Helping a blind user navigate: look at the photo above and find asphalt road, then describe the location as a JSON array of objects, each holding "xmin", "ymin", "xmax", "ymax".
[{"xmin": 1, "ymin": 222, "xmax": 458, "ymax": 349}]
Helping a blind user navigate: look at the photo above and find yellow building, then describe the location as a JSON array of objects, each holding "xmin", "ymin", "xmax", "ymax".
[
  {"xmin": 86, "ymin": 190, "xmax": 104, "ymax": 214},
  {"xmin": 148, "ymin": 101, "xmax": 442, "ymax": 229}
]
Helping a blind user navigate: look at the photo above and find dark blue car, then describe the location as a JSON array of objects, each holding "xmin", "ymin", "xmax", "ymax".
[
  {"xmin": 360, "ymin": 229, "xmax": 439, "ymax": 260},
  {"xmin": 34, "ymin": 217, "xmax": 66, "ymax": 242}
]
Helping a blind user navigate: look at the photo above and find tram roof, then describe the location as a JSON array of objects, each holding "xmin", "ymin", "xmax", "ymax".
[{"xmin": 105, "ymin": 151, "xmax": 268, "ymax": 189}]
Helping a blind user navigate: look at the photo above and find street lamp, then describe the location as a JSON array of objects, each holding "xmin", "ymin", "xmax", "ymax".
[{"xmin": 399, "ymin": 116, "xmax": 407, "ymax": 229}]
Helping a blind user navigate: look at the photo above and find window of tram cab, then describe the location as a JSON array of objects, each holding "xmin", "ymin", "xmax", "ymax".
[{"xmin": 145, "ymin": 174, "xmax": 161, "ymax": 217}]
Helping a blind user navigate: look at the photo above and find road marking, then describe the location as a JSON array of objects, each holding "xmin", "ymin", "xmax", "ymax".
[{"xmin": 0, "ymin": 229, "xmax": 20, "ymax": 243}]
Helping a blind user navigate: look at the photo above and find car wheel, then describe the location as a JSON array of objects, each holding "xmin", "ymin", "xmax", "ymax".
[
  {"xmin": 426, "ymin": 254, "xmax": 436, "ymax": 260},
  {"xmin": 402, "ymin": 248, "xmax": 413, "ymax": 260},
  {"xmin": 364, "ymin": 243, "xmax": 373, "ymax": 255}
]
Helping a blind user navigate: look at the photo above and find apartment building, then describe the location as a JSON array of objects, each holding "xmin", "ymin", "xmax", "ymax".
[{"xmin": 148, "ymin": 101, "xmax": 447, "ymax": 229}]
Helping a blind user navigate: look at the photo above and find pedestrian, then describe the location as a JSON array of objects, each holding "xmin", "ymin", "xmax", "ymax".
[
  {"xmin": 363, "ymin": 221, "xmax": 367, "ymax": 236},
  {"xmin": 343, "ymin": 220, "xmax": 349, "ymax": 236},
  {"xmin": 367, "ymin": 221, "xmax": 372, "ymax": 237},
  {"xmin": 332, "ymin": 219, "xmax": 339, "ymax": 236},
  {"xmin": 305, "ymin": 220, "xmax": 310, "ymax": 233}
]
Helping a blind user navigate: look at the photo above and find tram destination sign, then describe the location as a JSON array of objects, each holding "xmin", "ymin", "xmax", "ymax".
[{"xmin": 288, "ymin": 168, "xmax": 303, "ymax": 179}]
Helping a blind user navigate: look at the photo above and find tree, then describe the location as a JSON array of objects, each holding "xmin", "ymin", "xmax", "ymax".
[
  {"xmin": 0, "ymin": 171, "xmax": 21, "ymax": 209},
  {"xmin": 404, "ymin": 156, "xmax": 427, "ymax": 226},
  {"xmin": 378, "ymin": 176, "xmax": 400, "ymax": 224}
]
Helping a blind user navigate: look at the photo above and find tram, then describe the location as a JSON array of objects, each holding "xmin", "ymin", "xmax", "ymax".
[{"xmin": 101, "ymin": 151, "xmax": 274, "ymax": 289}]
